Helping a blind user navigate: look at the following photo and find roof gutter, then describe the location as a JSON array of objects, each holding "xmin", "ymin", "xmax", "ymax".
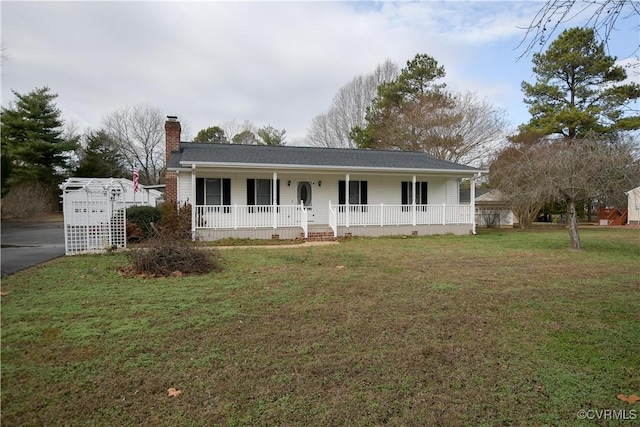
[{"xmin": 170, "ymin": 161, "xmax": 486, "ymax": 175}]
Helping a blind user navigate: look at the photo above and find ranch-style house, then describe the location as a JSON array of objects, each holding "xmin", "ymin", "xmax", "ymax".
[{"xmin": 164, "ymin": 116, "xmax": 485, "ymax": 240}]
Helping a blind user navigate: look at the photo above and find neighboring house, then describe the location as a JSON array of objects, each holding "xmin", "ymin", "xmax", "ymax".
[
  {"xmin": 625, "ymin": 185, "xmax": 640, "ymax": 225},
  {"xmin": 474, "ymin": 189, "xmax": 516, "ymax": 227},
  {"xmin": 164, "ymin": 116, "xmax": 485, "ymax": 240},
  {"xmin": 61, "ymin": 177, "xmax": 164, "ymax": 208}
]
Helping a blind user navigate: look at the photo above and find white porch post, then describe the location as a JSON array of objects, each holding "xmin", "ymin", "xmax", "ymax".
[
  {"xmin": 272, "ymin": 172, "xmax": 278, "ymax": 229},
  {"xmin": 412, "ymin": 175, "xmax": 417, "ymax": 226},
  {"xmin": 471, "ymin": 174, "xmax": 478, "ymax": 234},
  {"xmin": 345, "ymin": 173, "xmax": 350, "ymax": 228},
  {"xmin": 191, "ymin": 165, "xmax": 196, "ymax": 241}
]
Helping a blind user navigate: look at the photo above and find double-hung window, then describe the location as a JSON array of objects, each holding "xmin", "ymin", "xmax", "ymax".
[
  {"xmin": 338, "ymin": 180, "xmax": 368, "ymax": 212},
  {"xmin": 196, "ymin": 178, "xmax": 231, "ymax": 208},
  {"xmin": 247, "ymin": 179, "xmax": 280, "ymax": 212},
  {"xmin": 401, "ymin": 181, "xmax": 428, "ymax": 211}
]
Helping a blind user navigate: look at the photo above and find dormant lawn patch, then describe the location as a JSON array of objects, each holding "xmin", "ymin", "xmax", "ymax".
[{"xmin": 1, "ymin": 228, "xmax": 638, "ymax": 426}]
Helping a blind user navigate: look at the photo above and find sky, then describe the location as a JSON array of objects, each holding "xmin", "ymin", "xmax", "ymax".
[{"xmin": 1, "ymin": 1, "xmax": 638, "ymax": 144}]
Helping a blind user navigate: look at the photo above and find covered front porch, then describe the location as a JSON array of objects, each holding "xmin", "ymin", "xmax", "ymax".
[
  {"xmin": 175, "ymin": 160, "xmax": 481, "ymax": 241},
  {"xmin": 194, "ymin": 201, "xmax": 475, "ymax": 240}
]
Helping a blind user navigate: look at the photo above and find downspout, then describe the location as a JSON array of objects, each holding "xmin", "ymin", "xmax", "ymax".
[{"xmin": 470, "ymin": 173, "xmax": 479, "ymax": 235}]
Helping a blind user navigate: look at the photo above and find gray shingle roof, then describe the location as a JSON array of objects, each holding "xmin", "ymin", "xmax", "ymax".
[{"xmin": 168, "ymin": 143, "xmax": 481, "ymax": 173}]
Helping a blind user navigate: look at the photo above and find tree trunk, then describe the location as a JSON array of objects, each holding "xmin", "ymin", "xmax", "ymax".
[{"xmin": 566, "ymin": 198, "xmax": 581, "ymax": 250}]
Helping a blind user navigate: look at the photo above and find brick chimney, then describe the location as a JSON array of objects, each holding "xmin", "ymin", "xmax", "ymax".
[{"xmin": 164, "ymin": 116, "xmax": 181, "ymax": 203}]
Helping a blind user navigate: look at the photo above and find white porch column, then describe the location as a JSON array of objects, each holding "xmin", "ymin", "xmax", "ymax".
[
  {"xmin": 412, "ymin": 175, "xmax": 417, "ymax": 226},
  {"xmin": 272, "ymin": 171, "xmax": 278, "ymax": 229},
  {"xmin": 345, "ymin": 173, "xmax": 350, "ymax": 228},
  {"xmin": 471, "ymin": 174, "xmax": 478, "ymax": 235},
  {"xmin": 191, "ymin": 165, "xmax": 196, "ymax": 240}
]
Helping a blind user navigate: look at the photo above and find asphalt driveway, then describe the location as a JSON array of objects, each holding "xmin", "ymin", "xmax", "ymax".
[{"xmin": 1, "ymin": 221, "xmax": 65, "ymax": 277}]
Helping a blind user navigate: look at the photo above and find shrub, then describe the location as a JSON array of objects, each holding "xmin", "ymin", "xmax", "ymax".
[
  {"xmin": 1, "ymin": 181, "xmax": 58, "ymax": 219},
  {"xmin": 126, "ymin": 206, "xmax": 162, "ymax": 239},
  {"xmin": 158, "ymin": 202, "xmax": 192, "ymax": 241}
]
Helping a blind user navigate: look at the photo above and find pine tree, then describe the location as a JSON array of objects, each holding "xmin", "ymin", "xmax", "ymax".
[
  {"xmin": 520, "ymin": 27, "xmax": 640, "ymax": 138},
  {"xmin": 1, "ymin": 87, "xmax": 78, "ymax": 192},
  {"xmin": 75, "ymin": 130, "xmax": 127, "ymax": 178}
]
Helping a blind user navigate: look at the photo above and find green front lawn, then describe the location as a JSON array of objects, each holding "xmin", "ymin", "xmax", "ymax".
[{"xmin": 2, "ymin": 228, "xmax": 639, "ymax": 426}]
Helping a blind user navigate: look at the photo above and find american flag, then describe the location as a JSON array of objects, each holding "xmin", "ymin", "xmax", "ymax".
[{"xmin": 133, "ymin": 164, "xmax": 139, "ymax": 193}]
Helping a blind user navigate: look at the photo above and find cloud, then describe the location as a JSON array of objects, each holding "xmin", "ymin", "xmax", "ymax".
[{"xmin": 1, "ymin": 1, "xmax": 600, "ymax": 143}]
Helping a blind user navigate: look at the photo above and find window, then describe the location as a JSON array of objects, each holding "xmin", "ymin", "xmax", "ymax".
[
  {"xmin": 338, "ymin": 180, "xmax": 367, "ymax": 211},
  {"xmin": 247, "ymin": 179, "xmax": 280, "ymax": 206},
  {"xmin": 196, "ymin": 178, "xmax": 231, "ymax": 206},
  {"xmin": 339, "ymin": 180, "xmax": 368, "ymax": 205},
  {"xmin": 401, "ymin": 181, "xmax": 428, "ymax": 210}
]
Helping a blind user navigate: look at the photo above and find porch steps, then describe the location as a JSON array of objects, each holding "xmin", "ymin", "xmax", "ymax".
[{"xmin": 304, "ymin": 230, "xmax": 337, "ymax": 242}]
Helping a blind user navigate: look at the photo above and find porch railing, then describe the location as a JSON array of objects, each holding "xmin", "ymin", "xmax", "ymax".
[
  {"xmin": 195, "ymin": 203, "xmax": 472, "ymax": 236},
  {"xmin": 328, "ymin": 203, "xmax": 472, "ymax": 235},
  {"xmin": 195, "ymin": 203, "xmax": 307, "ymax": 230}
]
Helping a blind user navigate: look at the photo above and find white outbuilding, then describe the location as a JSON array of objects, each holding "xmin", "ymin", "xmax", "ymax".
[{"xmin": 625, "ymin": 185, "xmax": 640, "ymax": 225}]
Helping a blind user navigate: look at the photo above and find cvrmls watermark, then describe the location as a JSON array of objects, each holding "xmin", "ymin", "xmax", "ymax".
[{"xmin": 576, "ymin": 409, "xmax": 637, "ymax": 421}]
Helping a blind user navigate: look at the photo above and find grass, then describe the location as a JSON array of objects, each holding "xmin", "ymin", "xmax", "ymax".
[{"xmin": 1, "ymin": 228, "xmax": 639, "ymax": 426}]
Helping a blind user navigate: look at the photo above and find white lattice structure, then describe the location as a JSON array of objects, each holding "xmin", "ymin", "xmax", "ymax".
[{"xmin": 60, "ymin": 178, "xmax": 127, "ymax": 255}]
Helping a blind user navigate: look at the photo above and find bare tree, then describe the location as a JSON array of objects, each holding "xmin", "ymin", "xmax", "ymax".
[
  {"xmin": 1, "ymin": 44, "xmax": 9, "ymax": 65},
  {"xmin": 518, "ymin": 0, "xmax": 640, "ymax": 59},
  {"xmin": 489, "ymin": 141, "xmax": 552, "ymax": 228},
  {"xmin": 102, "ymin": 104, "xmax": 165, "ymax": 185},
  {"xmin": 447, "ymin": 92, "xmax": 509, "ymax": 166},
  {"xmin": 491, "ymin": 134, "xmax": 639, "ymax": 248},
  {"xmin": 307, "ymin": 59, "xmax": 399, "ymax": 148}
]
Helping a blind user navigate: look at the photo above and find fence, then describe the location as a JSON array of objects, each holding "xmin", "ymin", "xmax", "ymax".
[{"xmin": 61, "ymin": 179, "xmax": 127, "ymax": 255}]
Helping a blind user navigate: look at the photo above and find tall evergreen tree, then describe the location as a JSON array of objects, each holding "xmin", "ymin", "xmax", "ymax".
[
  {"xmin": 520, "ymin": 27, "xmax": 640, "ymax": 138},
  {"xmin": 1, "ymin": 87, "xmax": 78, "ymax": 192},
  {"xmin": 351, "ymin": 53, "xmax": 450, "ymax": 151},
  {"xmin": 75, "ymin": 130, "xmax": 127, "ymax": 178}
]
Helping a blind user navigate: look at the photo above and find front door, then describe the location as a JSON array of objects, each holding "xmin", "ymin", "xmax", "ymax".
[{"xmin": 297, "ymin": 181, "xmax": 313, "ymax": 222}]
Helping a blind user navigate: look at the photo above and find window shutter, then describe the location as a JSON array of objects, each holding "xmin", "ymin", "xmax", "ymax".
[
  {"xmin": 196, "ymin": 178, "xmax": 204, "ymax": 205},
  {"xmin": 360, "ymin": 181, "xmax": 368, "ymax": 204},
  {"xmin": 338, "ymin": 180, "xmax": 346, "ymax": 204},
  {"xmin": 247, "ymin": 179, "xmax": 255, "ymax": 205},
  {"xmin": 421, "ymin": 182, "xmax": 428, "ymax": 204},
  {"xmin": 401, "ymin": 182, "xmax": 408, "ymax": 205},
  {"xmin": 276, "ymin": 179, "xmax": 280, "ymax": 205},
  {"xmin": 222, "ymin": 178, "xmax": 231, "ymax": 205}
]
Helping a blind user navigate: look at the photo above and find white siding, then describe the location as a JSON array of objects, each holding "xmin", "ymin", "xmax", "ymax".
[
  {"xmin": 628, "ymin": 186, "xmax": 640, "ymax": 224},
  {"xmin": 177, "ymin": 172, "xmax": 191, "ymax": 204},
  {"xmin": 181, "ymin": 168, "xmax": 468, "ymax": 226}
]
